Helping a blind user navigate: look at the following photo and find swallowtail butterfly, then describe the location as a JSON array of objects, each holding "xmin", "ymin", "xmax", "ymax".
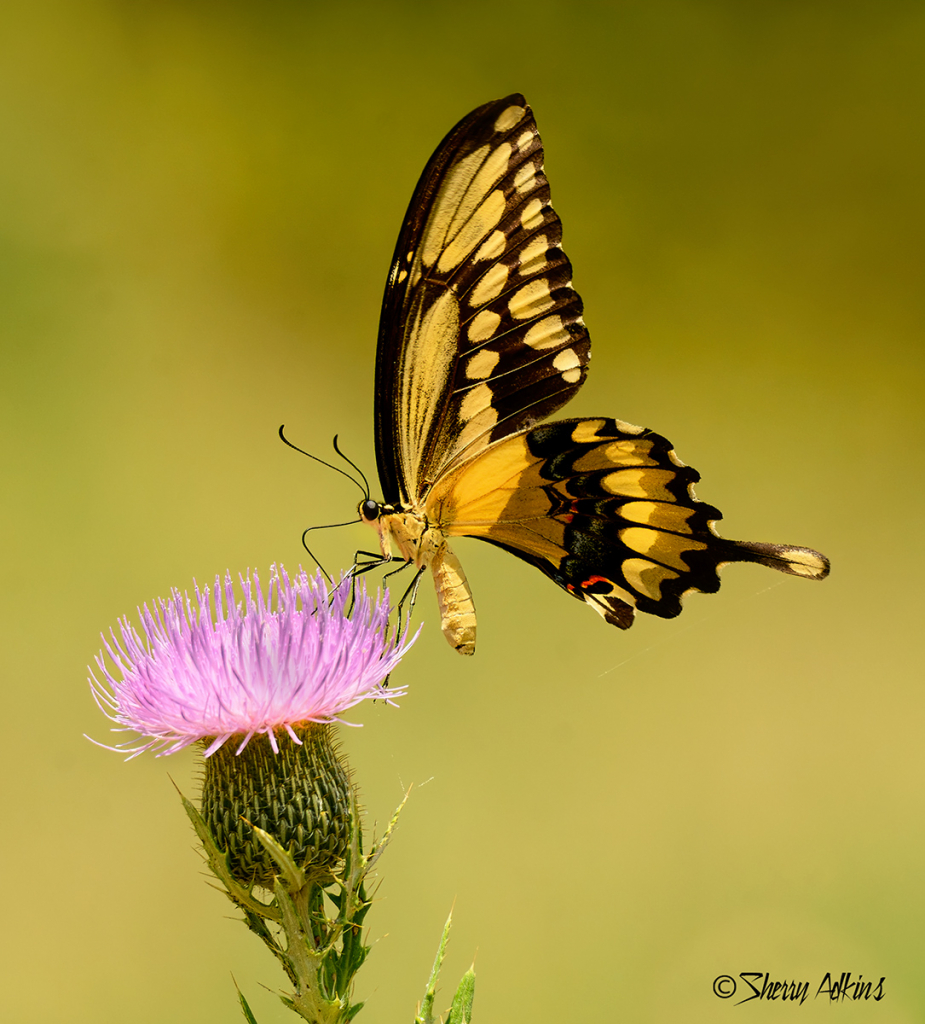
[{"xmin": 359, "ymin": 94, "xmax": 829, "ymax": 655}]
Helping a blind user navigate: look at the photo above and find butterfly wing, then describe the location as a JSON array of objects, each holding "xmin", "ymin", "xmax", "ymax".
[
  {"xmin": 428, "ymin": 417, "xmax": 830, "ymax": 629},
  {"xmin": 374, "ymin": 94, "xmax": 589, "ymax": 507}
]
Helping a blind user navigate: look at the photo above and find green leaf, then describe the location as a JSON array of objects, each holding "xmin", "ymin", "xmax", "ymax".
[
  {"xmin": 235, "ymin": 981, "xmax": 260, "ymax": 1024},
  {"xmin": 249, "ymin": 821, "xmax": 306, "ymax": 891},
  {"xmin": 445, "ymin": 967, "xmax": 475, "ymax": 1024},
  {"xmin": 416, "ymin": 911, "xmax": 453, "ymax": 1024}
]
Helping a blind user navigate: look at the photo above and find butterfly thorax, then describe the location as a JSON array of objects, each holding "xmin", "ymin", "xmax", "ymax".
[{"xmin": 360, "ymin": 499, "xmax": 445, "ymax": 567}]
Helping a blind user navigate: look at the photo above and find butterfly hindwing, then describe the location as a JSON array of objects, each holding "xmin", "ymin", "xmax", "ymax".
[
  {"xmin": 428, "ymin": 417, "xmax": 829, "ymax": 630},
  {"xmin": 374, "ymin": 94, "xmax": 589, "ymax": 506}
]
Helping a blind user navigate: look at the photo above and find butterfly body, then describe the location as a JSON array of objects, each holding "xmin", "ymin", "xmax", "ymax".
[
  {"xmin": 360, "ymin": 500, "xmax": 477, "ymax": 653},
  {"xmin": 365, "ymin": 94, "xmax": 829, "ymax": 654}
]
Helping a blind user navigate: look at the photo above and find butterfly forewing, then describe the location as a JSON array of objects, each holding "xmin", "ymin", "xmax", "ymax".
[{"xmin": 375, "ymin": 94, "xmax": 589, "ymax": 506}]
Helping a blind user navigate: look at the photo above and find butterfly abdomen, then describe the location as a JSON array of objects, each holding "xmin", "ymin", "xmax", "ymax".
[{"xmin": 430, "ymin": 545, "xmax": 476, "ymax": 655}]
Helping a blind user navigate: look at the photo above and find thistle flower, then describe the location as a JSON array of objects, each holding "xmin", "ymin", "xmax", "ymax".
[
  {"xmin": 89, "ymin": 565, "xmax": 414, "ymax": 884},
  {"xmin": 87, "ymin": 566, "xmax": 473, "ymax": 1023},
  {"xmin": 89, "ymin": 565, "xmax": 411, "ymax": 758}
]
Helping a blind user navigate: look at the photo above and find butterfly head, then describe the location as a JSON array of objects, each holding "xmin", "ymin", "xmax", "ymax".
[{"xmin": 359, "ymin": 499, "xmax": 382, "ymax": 522}]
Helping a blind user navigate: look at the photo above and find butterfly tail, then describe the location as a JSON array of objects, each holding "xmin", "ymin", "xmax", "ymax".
[{"xmin": 722, "ymin": 540, "xmax": 830, "ymax": 580}]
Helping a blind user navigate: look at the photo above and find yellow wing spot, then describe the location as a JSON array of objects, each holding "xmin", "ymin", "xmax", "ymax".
[
  {"xmin": 474, "ymin": 229, "xmax": 506, "ymax": 262},
  {"xmin": 602, "ymin": 468, "xmax": 677, "ymax": 500},
  {"xmin": 474, "ymin": 143, "xmax": 514, "ymax": 197},
  {"xmin": 518, "ymin": 234, "xmax": 548, "ymax": 275},
  {"xmin": 619, "ymin": 527, "xmax": 707, "ymax": 571},
  {"xmin": 406, "ymin": 250, "xmax": 414, "ymax": 262},
  {"xmin": 514, "ymin": 161, "xmax": 537, "ymax": 194},
  {"xmin": 520, "ymin": 197, "xmax": 545, "ymax": 231},
  {"xmin": 509, "ymin": 278, "xmax": 555, "ymax": 320},
  {"xmin": 465, "ymin": 348, "xmax": 500, "ymax": 379},
  {"xmin": 397, "ymin": 269, "xmax": 408, "ymax": 284},
  {"xmin": 573, "ymin": 440, "xmax": 656, "ymax": 472},
  {"xmin": 470, "ymin": 263, "xmax": 510, "ymax": 306},
  {"xmin": 516, "ymin": 130, "xmax": 534, "ymax": 149},
  {"xmin": 467, "ymin": 308, "xmax": 501, "ymax": 343},
  {"xmin": 421, "ymin": 144, "xmax": 489, "ymax": 267},
  {"xmin": 622, "ymin": 558, "xmax": 679, "ymax": 600},
  {"xmin": 438, "ymin": 188, "xmax": 507, "ymax": 274},
  {"xmin": 523, "ymin": 314, "xmax": 570, "ymax": 350},
  {"xmin": 620, "ymin": 501, "xmax": 697, "ymax": 534},
  {"xmin": 459, "ymin": 381, "xmax": 494, "ymax": 420},
  {"xmin": 553, "ymin": 347, "xmax": 582, "ymax": 384},
  {"xmin": 570, "ymin": 419, "xmax": 608, "ymax": 443},
  {"xmin": 494, "ymin": 104, "xmax": 526, "ymax": 132}
]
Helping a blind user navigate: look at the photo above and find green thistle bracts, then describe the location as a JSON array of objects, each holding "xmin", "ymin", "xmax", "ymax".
[{"xmin": 201, "ymin": 724, "xmax": 352, "ymax": 886}]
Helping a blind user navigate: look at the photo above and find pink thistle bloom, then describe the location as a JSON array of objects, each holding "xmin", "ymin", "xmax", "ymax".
[{"xmin": 89, "ymin": 565, "xmax": 413, "ymax": 758}]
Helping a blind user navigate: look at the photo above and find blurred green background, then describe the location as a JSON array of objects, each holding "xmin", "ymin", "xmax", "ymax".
[{"xmin": 2, "ymin": 1, "xmax": 923, "ymax": 1020}]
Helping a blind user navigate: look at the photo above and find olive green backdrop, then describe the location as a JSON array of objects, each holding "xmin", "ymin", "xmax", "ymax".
[{"xmin": 2, "ymin": 1, "xmax": 923, "ymax": 1021}]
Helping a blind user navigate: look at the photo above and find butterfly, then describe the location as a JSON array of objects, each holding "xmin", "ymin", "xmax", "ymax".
[{"xmin": 358, "ymin": 93, "xmax": 829, "ymax": 655}]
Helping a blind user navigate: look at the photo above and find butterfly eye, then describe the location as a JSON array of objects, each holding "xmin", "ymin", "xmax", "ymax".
[{"xmin": 359, "ymin": 500, "xmax": 381, "ymax": 522}]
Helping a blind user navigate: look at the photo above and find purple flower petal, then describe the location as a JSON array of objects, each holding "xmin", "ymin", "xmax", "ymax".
[{"xmin": 88, "ymin": 566, "xmax": 414, "ymax": 757}]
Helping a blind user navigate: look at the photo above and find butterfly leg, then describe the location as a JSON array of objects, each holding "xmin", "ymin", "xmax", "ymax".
[
  {"xmin": 390, "ymin": 563, "xmax": 425, "ymax": 640},
  {"xmin": 346, "ymin": 549, "xmax": 394, "ymax": 615}
]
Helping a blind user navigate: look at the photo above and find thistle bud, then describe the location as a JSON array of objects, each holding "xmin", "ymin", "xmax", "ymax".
[{"xmin": 201, "ymin": 723, "xmax": 352, "ymax": 885}]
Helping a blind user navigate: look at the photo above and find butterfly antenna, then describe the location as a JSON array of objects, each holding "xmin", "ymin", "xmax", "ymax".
[
  {"xmin": 332, "ymin": 435, "xmax": 371, "ymax": 501},
  {"xmin": 278, "ymin": 424, "xmax": 367, "ymax": 497}
]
